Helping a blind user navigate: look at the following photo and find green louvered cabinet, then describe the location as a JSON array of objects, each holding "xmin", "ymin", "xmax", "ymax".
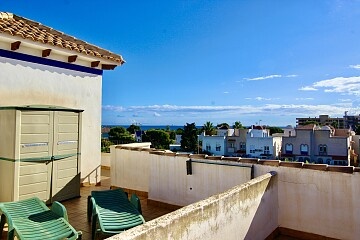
[{"xmin": 0, "ymin": 106, "xmax": 83, "ymax": 203}]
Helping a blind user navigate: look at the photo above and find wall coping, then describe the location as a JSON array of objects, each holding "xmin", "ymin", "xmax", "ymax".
[{"xmin": 113, "ymin": 146, "xmax": 359, "ymax": 174}]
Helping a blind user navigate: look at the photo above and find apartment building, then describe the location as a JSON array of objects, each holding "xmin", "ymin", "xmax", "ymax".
[
  {"xmin": 282, "ymin": 124, "xmax": 356, "ymax": 165},
  {"xmin": 296, "ymin": 113, "xmax": 360, "ymax": 130}
]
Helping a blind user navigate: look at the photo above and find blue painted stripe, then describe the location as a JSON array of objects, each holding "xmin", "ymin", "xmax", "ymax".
[{"xmin": 0, "ymin": 48, "xmax": 103, "ymax": 75}]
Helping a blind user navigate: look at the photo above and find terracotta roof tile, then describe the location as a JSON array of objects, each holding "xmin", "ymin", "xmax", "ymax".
[{"xmin": 0, "ymin": 12, "xmax": 124, "ymax": 65}]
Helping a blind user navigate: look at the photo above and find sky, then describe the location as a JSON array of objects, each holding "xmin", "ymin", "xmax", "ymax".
[{"xmin": 3, "ymin": 0, "xmax": 360, "ymax": 127}]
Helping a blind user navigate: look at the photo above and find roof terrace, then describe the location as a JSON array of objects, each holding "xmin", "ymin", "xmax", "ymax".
[{"xmin": 3, "ymin": 143, "xmax": 358, "ymax": 240}]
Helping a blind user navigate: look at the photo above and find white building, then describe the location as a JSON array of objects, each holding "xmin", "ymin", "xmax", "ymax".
[
  {"xmin": 202, "ymin": 135, "xmax": 227, "ymax": 156},
  {"xmin": 246, "ymin": 126, "xmax": 282, "ymax": 159},
  {"xmin": 0, "ymin": 11, "xmax": 123, "ymax": 196}
]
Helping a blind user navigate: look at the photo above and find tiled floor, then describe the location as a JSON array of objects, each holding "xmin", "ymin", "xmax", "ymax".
[{"xmin": 0, "ymin": 169, "xmax": 175, "ymax": 240}]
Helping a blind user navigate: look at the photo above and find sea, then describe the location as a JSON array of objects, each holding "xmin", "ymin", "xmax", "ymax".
[{"xmin": 102, "ymin": 125, "xmax": 195, "ymax": 131}]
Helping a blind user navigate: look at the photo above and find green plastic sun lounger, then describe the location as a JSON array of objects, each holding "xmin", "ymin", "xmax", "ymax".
[
  {"xmin": 0, "ymin": 197, "xmax": 81, "ymax": 240},
  {"xmin": 88, "ymin": 188, "xmax": 145, "ymax": 240}
]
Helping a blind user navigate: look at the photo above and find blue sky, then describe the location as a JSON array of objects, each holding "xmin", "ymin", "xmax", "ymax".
[{"xmin": 3, "ymin": 0, "xmax": 360, "ymax": 127}]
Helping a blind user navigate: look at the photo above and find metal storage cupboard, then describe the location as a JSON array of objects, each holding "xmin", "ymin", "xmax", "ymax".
[{"xmin": 0, "ymin": 106, "xmax": 83, "ymax": 203}]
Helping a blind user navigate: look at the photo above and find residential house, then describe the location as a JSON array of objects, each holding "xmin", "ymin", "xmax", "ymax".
[
  {"xmin": 281, "ymin": 124, "xmax": 355, "ymax": 165},
  {"xmin": 226, "ymin": 128, "xmax": 248, "ymax": 157},
  {"xmin": 246, "ymin": 126, "xmax": 282, "ymax": 159},
  {"xmin": 0, "ymin": 12, "xmax": 123, "ymax": 201}
]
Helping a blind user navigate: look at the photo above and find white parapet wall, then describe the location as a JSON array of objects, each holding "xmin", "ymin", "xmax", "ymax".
[
  {"xmin": 149, "ymin": 153, "xmax": 252, "ymax": 206},
  {"xmin": 111, "ymin": 145, "xmax": 252, "ymax": 206},
  {"xmin": 110, "ymin": 143, "xmax": 152, "ymax": 193},
  {"xmin": 108, "ymin": 172, "xmax": 278, "ymax": 240},
  {"xmin": 255, "ymin": 163, "xmax": 360, "ymax": 239},
  {"xmin": 110, "ymin": 145, "xmax": 360, "ymax": 239}
]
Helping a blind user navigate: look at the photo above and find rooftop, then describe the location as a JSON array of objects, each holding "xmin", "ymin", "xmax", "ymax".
[
  {"xmin": 0, "ymin": 168, "xmax": 177, "ymax": 240},
  {"xmin": 0, "ymin": 12, "xmax": 124, "ymax": 65}
]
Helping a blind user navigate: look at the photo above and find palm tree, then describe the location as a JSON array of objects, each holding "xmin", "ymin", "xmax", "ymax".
[
  {"xmin": 233, "ymin": 121, "xmax": 244, "ymax": 129},
  {"xmin": 202, "ymin": 121, "xmax": 215, "ymax": 135}
]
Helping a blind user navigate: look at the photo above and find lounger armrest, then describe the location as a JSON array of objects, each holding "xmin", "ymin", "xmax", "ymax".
[
  {"xmin": 51, "ymin": 201, "xmax": 69, "ymax": 221},
  {"xmin": 130, "ymin": 194, "xmax": 142, "ymax": 214}
]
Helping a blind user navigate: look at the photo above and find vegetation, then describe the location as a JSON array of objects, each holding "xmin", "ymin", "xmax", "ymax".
[
  {"xmin": 355, "ymin": 125, "xmax": 360, "ymax": 135},
  {"xmin": 267, "ymin": 126, "xmax": 284, "ymax": 135},
  {"xmin": 301, "ymin": 120, "xmax": 319, "ymax": 126},
  {"xmin": 330, "ymin": 121, "xmax": 338, "ymax": 128},
  {"xmin": 126, "ymin": 124, "xmax": 140, "ymax": 134},
  {"xmin": 181, "ymin": 123, "xmax": 198, "ymax": 153},
  {"xmin": 108, "ymin": 126, "xmax": 135, "ymax": 144},
  {"xmin": 175, "ymin": 128, "xmax": 184, "ymax": 135},
  {"xmin": 217, "ymin": 122, "xmax": 230, "ymax": 129},
  {"xmin": 233, "ymin": 121, "xmax": 245, "ymax": 129},
  {"xmin": 142, "ymin": 129, "xmax": 172, "ymax": 149},
  {"xmin": 202, "ymin": 121, "xmax": 216, "ymax": 135},
  {"xmin": 101, "ymin": 139, "xmax": 113, "ymax": 153}
]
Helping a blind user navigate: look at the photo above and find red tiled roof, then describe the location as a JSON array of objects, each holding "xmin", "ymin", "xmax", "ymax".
[{"xmin": 0, "ymin": 12, "xmax": 124, "ymax": 64}]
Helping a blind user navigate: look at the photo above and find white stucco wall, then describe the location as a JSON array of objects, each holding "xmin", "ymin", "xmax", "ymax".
[
  {"xmin": 110, "ymin": 143, "xmax": 151, "ymax": 192},
  {"xmin": 0, "ymin": 56, "xmax": 102, "ymax": 183},
  {"xmin": 255, "ymin": 164, "xmax": 360, "ymax": 239},
  {"xmin": 202, "ymin": 135, "xmax": 226, "ymax": 155},
  {"xmin": 109, "ymin": 172, "xmax": 278, "ymax": 240},
  {"xmin": 112, "ymin": 146, "xmax": 252, "ymax": 206},
  {"xmin": 148, "ymin": 155, "xmax": 251, "ymax": 206}
]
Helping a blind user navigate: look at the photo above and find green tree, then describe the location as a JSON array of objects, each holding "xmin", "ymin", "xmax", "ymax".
[
  {"xmin": 175, "ymin": 128, "xmax": 184, "ymax": 135},
  {"xmin": 301, "ymin": 120, "xmax": 319, "ymax": 126},
  {"xmin": 126, "ymin": 124, "xmax": 140, "ymax": 134},
  {"xmin": 267, "ymin": 126, "xmax": 284, "ymax": 135},
  {"xmin": 202, "ymin": 121, "xmax": 216, "ymax": 135},
  {"xmin": 101, "ymin": 139, "xmax": 113, "ymax": 152},
  {"xmin": 233, "ymin": 121, "xmax": 245, "ymax": 129},
  {"xmin": 355, "ymin": 125, "xmax": 360, "ymax": 135},
  {"xmin": 108, "ymin": 127, "xmax": 135, "ymax": 144},
  {"xmin": 217, "ymin": 122, "xmax": 230, "ymax": 129},
  {"xmin": 142, "ymin": 129, "xmax": 172, "ymax": 149},
  {"xmin": 181, "ymin": 123, "xmax": 198, "ymax": 153},
  {"xmin": 331, "ymin": 121, "xmax": 338, "ymax": 129}
]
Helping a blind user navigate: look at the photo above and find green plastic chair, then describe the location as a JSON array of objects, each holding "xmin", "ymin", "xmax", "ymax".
[
  {"xmin": 0, "ymin": 197, "xmax": 81, "ymax": 240},
  {"xmin": 88, "ymin": 188, "xmax": 145, "ymax": 240}
]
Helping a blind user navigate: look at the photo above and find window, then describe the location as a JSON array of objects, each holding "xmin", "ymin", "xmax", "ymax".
[
  {"xmin": 206, "ymin": 143, "xmax": 211, "ymax": 151},
  {"xmin": 240, "ymin": 142, "xmax": 246, "ymax": 150},
  {"xmin": 264, "ymin": 146, "xmax": 270, "ymax": 155},
  {"xmin": 300, "ymin": 144, "xmax": 308, "ymax": 155},
  {"xmin": 229, "ymin": 142, "xmax": 234, "ymax": 148},
  {"xmin": 319, "ymin": 144, "xmax": 327, "ymax": 155},
  {"xmin": 250, "ymin": 145, "xmax": 255, "ymax": 154},
  {"xmin": 285, "ymin": 144, "xmax": 293, "ymax": 154},
  {"xmin": 216, "ymin": 143, "xmax": 221, "ymax": 151}
]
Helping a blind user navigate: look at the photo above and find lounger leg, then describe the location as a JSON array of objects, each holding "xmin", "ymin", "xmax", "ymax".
[
  {"xmin": 91, "ymin": 215, "xmax": 97, "ymax": 240},
  {"xmin": 0, "ymin": 214, "xmax": 4, "ymax": 239},
  {"xmin": 87, "ymin": 195, "xmax": 92, "ymax": 222},
  {"xmin": 7, "ymin": 228, "xmax": 14, "ymax": 240}
]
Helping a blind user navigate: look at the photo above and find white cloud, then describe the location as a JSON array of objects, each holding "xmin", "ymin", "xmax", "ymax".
[
  {"xmin": 312, "ymin": 76, "xmax": 360, "ymax": 95},
  {"xmin": 349, "ymin": 64, "xmax": 360, "ymax": 69},
  {"xmin": 102, "ymin": 105, "xmax": 124, "ymax": 111},
  {"xmin": 299, "ymin": 86, "xmax": 318, "ymax": 91},
  {"xmin": 102, "ymin": 103, "xmax": 360, "ymax": 125},
  {"xmin": 295, "ymin": 98, "xmax": 314, "ymax": 100},
  {"xmin": 223, "ymin": 91, "xmax": 229, "ymax": 94},
  {"xmin": 339, "ymin": 98, "xmax": 352, "ymax": 102},
  {"xmin": 244, "ymin": 74, "xmax": 297, "ymax": 81}
]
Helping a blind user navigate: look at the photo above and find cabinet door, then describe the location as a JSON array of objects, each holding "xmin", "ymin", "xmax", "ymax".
[
  {"xmin": 19, "ymin": 111, "xmax": 53, "ymax": 201},
  {"xmin": 52, "ymin": 111, "xmax": 80, "ymax": 202}
]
